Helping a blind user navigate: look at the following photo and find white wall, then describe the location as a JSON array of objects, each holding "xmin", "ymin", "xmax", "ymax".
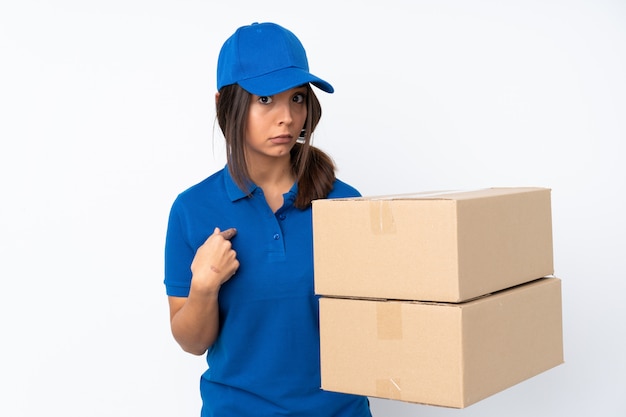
[{"xmin": 1, "ymin": 1, "xmax": 624, "ymax": 416}]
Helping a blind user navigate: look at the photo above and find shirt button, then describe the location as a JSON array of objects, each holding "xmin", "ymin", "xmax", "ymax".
[
  {"xmin": 278, "ymin": 214, "xmax": 286, "ymax": 220},
  {"xmin": 273, "ymin": 233, "xmax": 280, "ymax": 240}
]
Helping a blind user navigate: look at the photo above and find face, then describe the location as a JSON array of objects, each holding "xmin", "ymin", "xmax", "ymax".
[{"xmin": 244, "ymin": 86, "xmax": 308, "ymax": 162}]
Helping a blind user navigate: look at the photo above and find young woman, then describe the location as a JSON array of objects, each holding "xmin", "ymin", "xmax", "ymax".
[{"xmin": 164, "ymin": 22, "xmax": 372, "ymax": 416}]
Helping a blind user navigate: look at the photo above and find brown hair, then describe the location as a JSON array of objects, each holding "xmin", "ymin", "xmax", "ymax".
[{"xmin": 215, "ymin": 84, "xmax": 336, "ymax": 209}]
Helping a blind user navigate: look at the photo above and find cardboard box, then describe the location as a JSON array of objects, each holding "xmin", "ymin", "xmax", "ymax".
[
  {"xmin": 319, "ymin": 277, "xmax": 563, "ymax": 408},
  {"xmin": 313, "ymin": 187, "xmax": 553, "ymax": 302}
]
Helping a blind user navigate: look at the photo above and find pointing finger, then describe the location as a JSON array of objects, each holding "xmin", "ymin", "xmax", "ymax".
[{"xmin": 219, "ymin": 228, "xmax": 237, "ymax": 240}]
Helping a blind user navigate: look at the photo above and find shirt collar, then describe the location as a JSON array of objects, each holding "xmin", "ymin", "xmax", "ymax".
[
  {"xmin": 223, "ymin": 165, "xmax": 256, "ymax": 202},
  {"xmin": 284, "ymin": 182, "xmax": 298, "ymax": 206},
  {"xmin": 224, "ymin": 165, "xmax": 300, "ymax": 208}
]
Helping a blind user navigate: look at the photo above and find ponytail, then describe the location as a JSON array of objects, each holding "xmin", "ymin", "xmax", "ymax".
[{"xmin": 291, "ymin": 143, "xmax": 336, "ymax": 209}]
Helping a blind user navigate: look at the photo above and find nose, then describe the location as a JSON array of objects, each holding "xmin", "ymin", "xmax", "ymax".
[{"xmin": 276, "ymin": 101, "xmax": 293, "ymax": 126}]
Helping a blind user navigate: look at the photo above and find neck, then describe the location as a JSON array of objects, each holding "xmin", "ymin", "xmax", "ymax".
[
  {"xmin": 246, "ymin": 153, "xmax": 294, "ymax": 187},
  {"xmin": 247, "ymin": 157, "xmax": 295, "ymax": 212}
]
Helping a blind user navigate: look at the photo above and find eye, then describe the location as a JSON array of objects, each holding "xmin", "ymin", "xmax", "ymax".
[
  {"xmin": 292, "ymin": 93, "xmax": 306, "ymax": 104},
  {"xmin": 258, "ymin": 96, "xmax": 273, "ymax": 104}
]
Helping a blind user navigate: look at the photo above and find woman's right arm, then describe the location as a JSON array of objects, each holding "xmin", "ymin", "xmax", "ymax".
[{"xmin": 168, "ymin": 227, "xmax": 239, "ymax": 355}]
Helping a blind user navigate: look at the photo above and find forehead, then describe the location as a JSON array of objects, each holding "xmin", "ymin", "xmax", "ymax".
[{"xmin": 252, "ymin": 84, "xmax": 309, "ymax": 98}]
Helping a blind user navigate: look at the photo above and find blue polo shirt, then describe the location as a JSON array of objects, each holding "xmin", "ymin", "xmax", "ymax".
[{"xmin": 164, "ymin": 166, "xmax": 371, "ymax": 417}]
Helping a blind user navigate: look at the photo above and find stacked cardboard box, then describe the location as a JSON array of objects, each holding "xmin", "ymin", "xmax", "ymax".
[{"xmin": 313, "ymin": 187, "xmax": 563, "ymax": 408}]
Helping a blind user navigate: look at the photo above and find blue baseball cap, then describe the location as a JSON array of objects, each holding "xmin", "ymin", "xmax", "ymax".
[{"xmin": 216, "ymin": 22, "xmax": 334, "ymax": 96}]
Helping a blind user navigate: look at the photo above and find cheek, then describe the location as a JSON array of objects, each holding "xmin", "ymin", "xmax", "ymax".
[
  {"xmin": 246, "ymin": 109, "xmax": 265, "ymax": 135},
  {"xmin": 296, "ymin": 108, "xmax": 308, "ymax": 127}
]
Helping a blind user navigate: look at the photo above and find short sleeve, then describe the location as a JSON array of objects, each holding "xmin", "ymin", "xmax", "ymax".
[{"xmin": 163, "ymin": 197, "xmax": 195, "ymax": 297}]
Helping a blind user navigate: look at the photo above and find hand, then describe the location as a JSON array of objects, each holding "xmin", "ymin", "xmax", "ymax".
[{"xmin": 190, "ymin": 227, "xmax": 240, "ymax": 295}]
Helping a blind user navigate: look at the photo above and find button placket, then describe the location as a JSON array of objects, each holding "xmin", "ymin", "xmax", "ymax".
[{"xmin": 270, "ymin": 208, "xmax": 290, "ymax": 252}]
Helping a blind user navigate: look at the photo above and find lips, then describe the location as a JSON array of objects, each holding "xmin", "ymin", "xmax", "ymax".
[{"xmin": 269, "ymin": 135, "xmax": 293, "ymax": 144}]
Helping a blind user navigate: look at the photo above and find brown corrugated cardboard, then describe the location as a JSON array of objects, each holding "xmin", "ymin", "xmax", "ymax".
[
  {"xmin": 313, "ymin": 187, "xmax": 553, "ymax": 302},
  {"xmin": 319, "ymin": 277, "xmax": 564, "ymax": 408}
]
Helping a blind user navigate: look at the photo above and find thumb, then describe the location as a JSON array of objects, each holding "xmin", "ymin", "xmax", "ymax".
[{"xmin": 220, "ymin": 228, "xmax": 237, "ymax": 240}]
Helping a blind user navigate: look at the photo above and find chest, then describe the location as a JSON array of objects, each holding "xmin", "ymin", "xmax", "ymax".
[{"xmin": 190, "ymin": 194, "xmax": 315, "ymax": 305}]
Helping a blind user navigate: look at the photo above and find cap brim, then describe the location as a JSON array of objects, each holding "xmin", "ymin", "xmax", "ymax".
[{"xmin": 238, "ymin": 67, "xmax": 334, "ymax": 96}]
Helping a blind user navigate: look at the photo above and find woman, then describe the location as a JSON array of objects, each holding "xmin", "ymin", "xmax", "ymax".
[{"xmin": 164, "ymin": 22, "xmax": 372, "ymax": 416}]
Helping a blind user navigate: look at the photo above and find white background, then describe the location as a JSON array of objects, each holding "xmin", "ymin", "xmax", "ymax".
[{"xmin": 1, "ymin": 1, "xmax": 625, "ymax": 416}]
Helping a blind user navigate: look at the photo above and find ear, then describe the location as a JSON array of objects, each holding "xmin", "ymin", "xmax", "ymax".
[{"xmin": 215, "ymin": 92, "xmax": 220, "ymax": 107}]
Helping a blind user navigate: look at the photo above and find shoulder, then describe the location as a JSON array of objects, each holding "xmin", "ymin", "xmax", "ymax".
[
  {"xmin": 171, "ymin": 168, "xmax": 227, "ymax": 210},
  {"xmin": 328, "ymin": 178, "xmax": 361, "ymax": 199}
]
